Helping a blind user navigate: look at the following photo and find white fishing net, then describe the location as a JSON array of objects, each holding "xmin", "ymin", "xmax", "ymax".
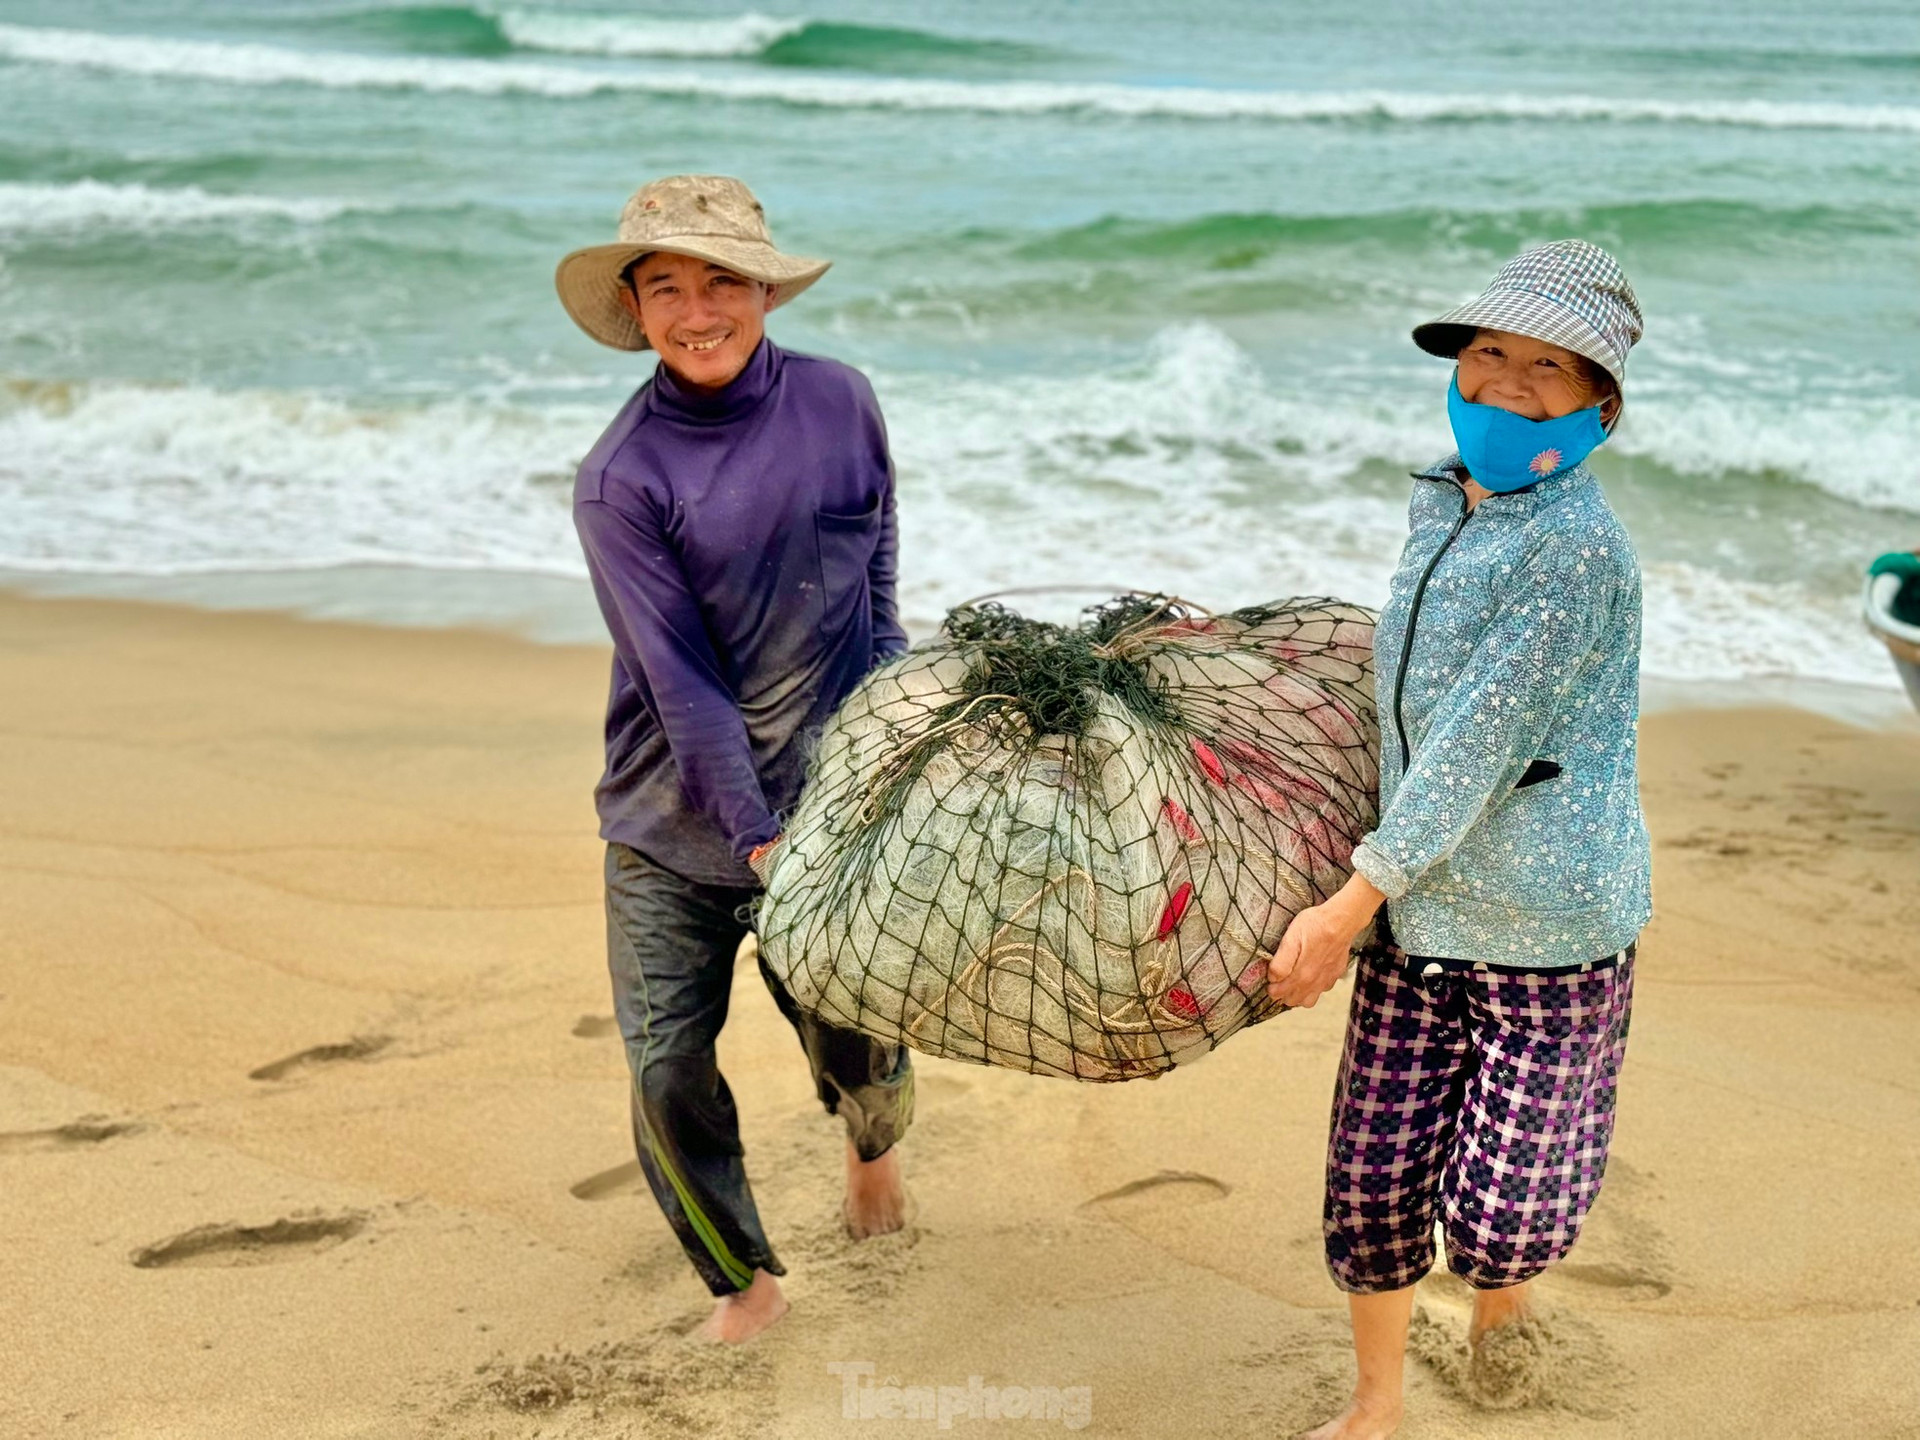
[{"xmin": 756, "ymin": 595, "xmax": 1380, "ymax": 1081}]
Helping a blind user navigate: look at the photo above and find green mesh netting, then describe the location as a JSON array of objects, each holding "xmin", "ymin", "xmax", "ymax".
[{"xmin": 755, "ymin": 594, "xmax": 1379, "ymax": 1082}]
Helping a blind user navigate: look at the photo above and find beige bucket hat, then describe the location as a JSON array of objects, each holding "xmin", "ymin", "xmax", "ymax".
[{"xmin": 555, "ymin": 174, "xmax": 831, "ymax": 352}]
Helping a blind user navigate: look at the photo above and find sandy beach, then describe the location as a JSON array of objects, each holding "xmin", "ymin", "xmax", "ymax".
[{"xmin": 3, "ymin": 588, "xmax": 1917, "ymax": 1440}]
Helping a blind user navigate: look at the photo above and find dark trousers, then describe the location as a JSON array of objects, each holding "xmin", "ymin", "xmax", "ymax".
[{"xmin": 604, "ymin": 842, "xmax": 914, "ymax": 1296}]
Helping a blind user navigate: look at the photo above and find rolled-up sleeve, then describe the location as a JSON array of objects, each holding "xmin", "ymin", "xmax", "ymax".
[
  {"xmin": 575, "ymin": 496, "xmax": 780, "ymax": 860},
  {"xmin": 1351, "ymin": 535, "xmax": 1611, "ymax": 900}
]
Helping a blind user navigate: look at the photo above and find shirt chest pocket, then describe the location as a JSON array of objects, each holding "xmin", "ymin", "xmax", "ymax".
[{"xmin": 812, "ymin": 498, "xmax": 881, "ymax": 630}]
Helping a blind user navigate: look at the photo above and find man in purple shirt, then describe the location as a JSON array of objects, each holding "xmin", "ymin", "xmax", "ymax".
[{"xmin": 555, "ymin": 175, "xmax": 913, "ymax": 1343}]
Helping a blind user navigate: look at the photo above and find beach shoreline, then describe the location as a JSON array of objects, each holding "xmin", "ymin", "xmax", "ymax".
[
  {"xmin": 5, "ymin": 570, "xmax": 1911, "ymax": 731},
  {"xmin": 3, "ymin": 588, "xmax": 1917, "ymax": 1439}
]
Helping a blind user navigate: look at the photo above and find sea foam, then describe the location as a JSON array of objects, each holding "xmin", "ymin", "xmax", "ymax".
[
  {"xmin": 3, "ymin": 24, "xmax": 1918, "ymax": 132},
  {"xmin": 492, "ymin": 8, "xmax": 804, "ymax": 59},
  {"xmin": 0, "ymin": 325, "xmax": 1898, "ymax": 689},
  {"xmin": 1620, "ymin": 395, "xmax": 1920, "ymax": 516},
  {"xmin": 0, "ymin": 180, "xmax": 357, "ymax": 234}
]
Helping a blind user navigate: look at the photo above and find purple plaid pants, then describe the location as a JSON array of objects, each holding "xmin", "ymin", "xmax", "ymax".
[{"xmin": 1323, "ymin": 942, "xmax": 1635, "ymax": 1293}]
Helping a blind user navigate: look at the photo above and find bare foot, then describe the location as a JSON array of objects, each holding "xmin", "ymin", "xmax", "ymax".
[
  {"xmin": 1465, "ymin": 1315, "xmax": 1550, "ymax": 1409},
  {"xmin": 694, "ymin": 1269, "xmax": 788, "ymax": 1344},
  {"xmin": 842, "ymin": 1140, "xmax": 909, "ymax": 1239},
  {"xmin": 1295, "ymin": 1394, "xmax": 1402, "ymax": 1440},
  {"xmin": 1468, "ymin": 1278, "xmax": 1533, "ymax": 1347}
]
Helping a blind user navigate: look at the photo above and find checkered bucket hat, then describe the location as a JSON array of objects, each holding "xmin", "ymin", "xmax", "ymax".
[{"xmin": 1412, "ymin": 239, "xmax": 1644, "ymax": 393}]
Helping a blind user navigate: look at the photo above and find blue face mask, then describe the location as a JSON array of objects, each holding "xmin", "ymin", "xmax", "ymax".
[{"xmin": 1445, "ymin": 374, "xmax": 1608, "ymax": 493}]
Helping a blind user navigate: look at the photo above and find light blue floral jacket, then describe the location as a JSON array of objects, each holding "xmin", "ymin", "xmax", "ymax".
[{"xmin": 1350, "ymin": 455, "xmax": 1653, "ymax": 967}]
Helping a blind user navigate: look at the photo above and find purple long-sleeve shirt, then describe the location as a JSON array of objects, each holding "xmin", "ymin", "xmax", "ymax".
[{"xmin": 572, "ymin": 338, "xmax": 909, "ymax": 886}]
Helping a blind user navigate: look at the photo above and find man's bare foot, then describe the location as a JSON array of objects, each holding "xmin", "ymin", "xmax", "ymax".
[
  {"xmin": 1295, "ymin": 1394, "xmax": 1402, "ymax": 1440},
  {"xmin": 842, "ymin": 1140, "xmax": 909, "ymax": 1239},
  {"xmin": 695, "ymin": 1269, "xmax": 788, "ymax": 1344}
]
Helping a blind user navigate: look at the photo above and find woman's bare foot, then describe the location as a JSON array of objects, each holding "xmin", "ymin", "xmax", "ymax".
[
  {"xmin": 1468, "ymin": 1278, "xmax": 1533, "ymax": 1346},
  {"xmin": 842, "ymin": 1140, "xmax": 909, "ymax": 1239},
  {"xmin": 1466, "ymin": 1280, "xmax": 1544, "ymax": 1409},
  {"xmin": 1295, "ymin": 1394, "xmax": 1403, "ymax": 1440},
  {"xmin": 1298, "ymin": 1286, "xmax": 1414, "ymax": 1439},
  {"xmin": 695, "ymin": 1269, "xmax": 788, "ymax": 1344}
]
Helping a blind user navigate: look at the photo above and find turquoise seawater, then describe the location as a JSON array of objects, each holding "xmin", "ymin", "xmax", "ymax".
[{"xmin": 2, "ymin": 0, "xmax": 1916, "ymax": 686}]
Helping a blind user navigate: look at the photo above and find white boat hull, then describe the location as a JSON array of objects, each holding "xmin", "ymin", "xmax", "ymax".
[{"xmin": 1864, "ymin": 572, "xmax": 1920, "ymax": 713}]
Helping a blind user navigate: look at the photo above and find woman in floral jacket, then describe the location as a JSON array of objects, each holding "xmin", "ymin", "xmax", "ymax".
[{"xmin": 1268, "ymin": 240, "xmax": 1654, "ymax": 1440}]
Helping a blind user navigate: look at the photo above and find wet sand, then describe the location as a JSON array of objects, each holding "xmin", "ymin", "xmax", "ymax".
[{"xmin": 3, "ymin": 591, "xmax": 1917, "ymax": 1439}]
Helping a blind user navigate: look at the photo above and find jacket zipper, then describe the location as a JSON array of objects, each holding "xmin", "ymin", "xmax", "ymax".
[{"xmin": 1390, "ymin": 478, "xmax": 1472, "ymax": 773}]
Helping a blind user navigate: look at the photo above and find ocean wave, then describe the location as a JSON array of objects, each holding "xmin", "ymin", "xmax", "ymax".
[
  {"xmin": 0, "ymin": 179, "xmax": 358, "ymax": 234},
  {"xmin": 1639, "ymin": 561, "xmax": 1894, "ymax": 690},
  {"xmin": 875, "ymin": 315, "xmax": 1920, "ymax": 522},
  {"xmin": 492, "ymin": 10, "xmax": 1046, "ymax": 70},
  {"xmin": 755, "ymin": 19, "xmax": 1046, "ymax": 71},
  {"xmin": 852, "ymin": 261, "xmax": 1920, "ymax": 519},
  {"xmin": 320, "ymin": 6, "xmax": 1041, "ymax": 69},
  {"xmin": 999, "ymin": 199, "xmax": 1911, "ymax": 271},
  {"xmin": 1620, "ymin": 393, "xmax": 1920, "ymax": 516},
  {"xmin": 1563, "ymin": 41, "xmax": 1920, "ymax": 75},
  {"xmin": 298, "ymin": 4, "xmax": 516, "ymax": 57},
  {"xmin": 0, "ymin": 378, "xmax": 597, "ymax": 574},
  {"xmin": 0, "ymin": 329, "xmax": 1896, "ymax": 688},
  {"xmin": 4, "ymin": 23, "xmax": 1917, "ymax": 131},
  {"xmin": 493, "ymin": 9, "xmax": 804, "ymax": 59}
]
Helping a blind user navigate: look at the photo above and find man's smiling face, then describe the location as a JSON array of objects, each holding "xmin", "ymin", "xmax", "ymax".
[{"xmin": 618, "ymin": 251, "xmax": 779, "ymax": 391}]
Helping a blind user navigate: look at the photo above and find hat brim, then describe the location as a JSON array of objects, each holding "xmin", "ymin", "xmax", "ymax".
[
  {"xmin": 1413, "ymin": 291, "xmax": 1626, "ymax": 392},
  {"xmin": 555, "ymin": 236, "xmax": 830, "ymax": 352}
]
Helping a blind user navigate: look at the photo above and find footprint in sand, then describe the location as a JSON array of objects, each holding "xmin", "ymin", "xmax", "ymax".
[
  {"xmin": 1079, "ymin": 1169, "xmax": 1231, "ymax": 1214},
  {"xmin": 570, "ymin": 1160, "xmax": 645, "ymax": 1201},
  {"xmin": 248, "ymin": 1034, "xmax": 391, "ymax": 1082},
  {"xmin": 1568, "ymin": 1156, "xmax": 1676, "ymax": 1296},
  {"xmin": 0, "ymin": 1116, "xmax": 146, "ymax": 1155},
  {"xmin": 1555, "ymin": 1260, "xmax": 1673, "ymax": 1301},
  {"xmin": 572, "ymin": 1015, "xmax": 619, "ymax": 1039},
  {"xmin": 472, "ymin": 1320, "xmax": 774, "ymax": 1431},
  {"xmin": 131, "ymin": 1211, "xmax": 367, "ymax": 1269}
]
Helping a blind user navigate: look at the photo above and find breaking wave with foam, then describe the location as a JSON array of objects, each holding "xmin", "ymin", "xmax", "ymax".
[
  {"xmin": 0, "ymin": 378, "xmax": 595, "ymax": 575},
  {"xmin": 0, "ymin": 180, "xmax": 360, "ymax": 235},
  {"xmin": 487, "ymin": 9, "xmax": 1043, "ymax": 69},
  {"xmin": 0, "ymin": 325, "xmax": 1899, "ymax": 687},
  {"xmin": 492, "ymin": 8, "xmax": 804, "ymax": 59},
  {"xmin": 313, "ymin": 7, "xmax": 1031, "ymax": 68},
  {"xmin": 1619, "ymin": 396, "xmax": 1920, "ymax": 517},
  {"xmin": 3, "ymin": 24, "xmax": 1918, "ymax": 131}
]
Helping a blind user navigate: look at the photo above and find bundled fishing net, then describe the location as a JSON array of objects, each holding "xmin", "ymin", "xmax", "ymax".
[{"xmin": 756, "ymin": 595, "xmax": 1380, "ymax": 1082}]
